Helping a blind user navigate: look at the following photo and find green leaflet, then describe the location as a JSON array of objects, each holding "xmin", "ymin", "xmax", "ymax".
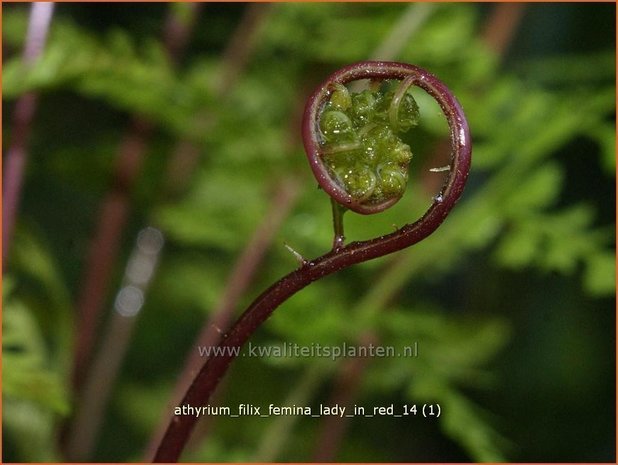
[
  {"xmin": 2, "ymin": 299, "xmax": 69, "ymax": 414},
  {"xmin": 2, "ymin": 294, "xmax": 69, "ymax": 461}
]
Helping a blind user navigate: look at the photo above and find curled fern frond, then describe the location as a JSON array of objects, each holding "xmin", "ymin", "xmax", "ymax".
[
  {"xmin": 154, "ymin": 61, "xmax": 471, "ymax": 462},
  {"xmin": 303, "ymin": 61, "xmax": 467, "ymax": 215}
]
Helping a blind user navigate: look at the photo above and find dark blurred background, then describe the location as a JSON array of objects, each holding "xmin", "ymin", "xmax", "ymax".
[{"xmin": 3, "ymin": 3, "xmax": 615, "ymax": 462}]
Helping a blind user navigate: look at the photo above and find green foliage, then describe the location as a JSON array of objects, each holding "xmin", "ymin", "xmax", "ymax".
[
  {"xmin": 428, "ymin": 384, "xmax": 507, "ymax": 462},
  {"xmin": 3, "ymin": 17, "xmax": 215, "ymax": 141},
  {"xmin": 2, "ymin": 298, "xmax": 69, "ymax": 414},
  {"xmin": 9, "ymin": 227, "xmax": 74, "ymax": 368},
  {"xmin": 2, "ymin": 3, "xmax": 614, "ymax": 463},
  {"xmin": 359, "ymin": 307, "xmax": 510, "ymax": 462},
  {"xmin": 3, "ymin": 287, "xmax": 69, "ymax": 461},
  {"xmin": 156, "ymin": 168, "xmax": 270, "ymax": 251},
  {"xmin": 2, "ymin": 228, "xmax": 73, "ymax": 461}
]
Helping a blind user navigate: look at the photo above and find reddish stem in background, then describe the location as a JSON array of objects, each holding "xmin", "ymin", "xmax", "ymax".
[
  {"xmin": 72, "ymin": 4, "xmax": 201, "ymax": 389},
  {"xmin": 153, "ymin": 61, "xmax": 471, "ymax": 462},
  {"xmin": 72, "ymin": 117, "xmax": 153, "ymax": 388},
  {"xmin": 144, "ymin": 179, "xmax": 300, "ymax": 459},
  {"xmin": 313, "ymin": 332, "xmax": 378, "ymax": 462},
  {"xmin": 481, "ymin": 3, "xmax": 526, "ymax": 57},
  {"xmin": 3, "ymin": 2, "xmax": 54, "ymax": 270},
  {"xmin": 215, "ymin": 3, "xmax": 273, "ymax": 95}
]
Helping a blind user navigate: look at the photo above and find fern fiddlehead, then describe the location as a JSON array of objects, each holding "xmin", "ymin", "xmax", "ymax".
[
  {"xmin": 312, "ymin": 77, "xmax": 418, "ymax": 213},
  {"xmin": 153, "ymin": 61, "xmax": 471, "ymax": 462}
]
